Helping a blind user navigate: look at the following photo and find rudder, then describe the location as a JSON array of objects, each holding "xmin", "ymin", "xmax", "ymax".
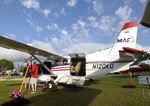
[{"xmin": 109, "ymin": 22, "xmax": 138, "ymax": 56}]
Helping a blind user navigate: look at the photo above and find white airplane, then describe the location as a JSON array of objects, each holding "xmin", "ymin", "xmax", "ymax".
[{"xmin": 0, "ymin": 22, "xmax": 145, "ymax": 89}]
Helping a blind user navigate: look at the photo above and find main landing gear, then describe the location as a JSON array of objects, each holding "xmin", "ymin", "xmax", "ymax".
[{"xmin": 44, "ymin": 81, "xmax": 57, "ymax": 90}]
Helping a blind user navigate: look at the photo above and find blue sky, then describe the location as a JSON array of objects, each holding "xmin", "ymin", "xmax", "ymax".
[{"xmin": 0, "ymin": 0, "xmax": 150, "ymax": 62}]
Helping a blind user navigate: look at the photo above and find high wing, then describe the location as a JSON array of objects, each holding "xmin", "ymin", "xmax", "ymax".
[
  {"xmin": 117, "ymin": 47, "xmax": 146, "ymax": 73},
  {"xmin": 0, "ymin": 36, "xmax": 66, "ymax": 60},
  {"xmin": 122, "ymin": 47, "xmax": 145, "ymax": 58}
]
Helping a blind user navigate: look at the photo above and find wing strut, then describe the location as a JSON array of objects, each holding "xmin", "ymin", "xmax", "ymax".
[{"xmin": 31, "ymin": 54, "xmax": 54, "ymax": 75}]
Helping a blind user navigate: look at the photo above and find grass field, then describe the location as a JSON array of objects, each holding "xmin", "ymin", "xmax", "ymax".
[{"xmin": 0, "ymin": 73, "xmax": 150, "ymax": 106}]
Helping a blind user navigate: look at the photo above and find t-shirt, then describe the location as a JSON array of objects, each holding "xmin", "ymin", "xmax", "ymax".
[{"xmin": 31, "ymin": 64, "xmax": 39, "ymax": 78}]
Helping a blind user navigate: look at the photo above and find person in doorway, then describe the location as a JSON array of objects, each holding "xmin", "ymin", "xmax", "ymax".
[
  {"xmin": 30, "ymin": 61, "xmax": 39, "ymax": 93},
  {"xmin": 23, "ymin": 64, "xmax": 31, "ymax": 91}
]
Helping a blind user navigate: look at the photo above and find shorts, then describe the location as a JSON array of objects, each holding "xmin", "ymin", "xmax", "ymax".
[
  {"xmin": 30, "ymin": 78, "xmax": 37, "ymax": 85},
  {"xmin": 24, "ymin": 77, "xmax": 30, "ymax": 84}
]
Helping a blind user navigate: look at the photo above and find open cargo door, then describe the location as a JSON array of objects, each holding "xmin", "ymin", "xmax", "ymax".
[{"xmin": 70, "ymin": 53, "xmax": 86, "ymax": 76}]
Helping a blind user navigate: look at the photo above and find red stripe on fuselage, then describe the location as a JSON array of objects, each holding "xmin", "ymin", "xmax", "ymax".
[
  {"xmin": 51, "ymin": 66, "xmax": 70, "ymax": 71},
  {"xmin": 51, "ymin": 60, "xmax": 131, "ymax": 71},
  {"xmin": 52, "ymin": 67, "xmax": 70, "ymax": 69},
  {"xmin": 51, "ymin": 69, "xmax": 70, "ymax": 71}
]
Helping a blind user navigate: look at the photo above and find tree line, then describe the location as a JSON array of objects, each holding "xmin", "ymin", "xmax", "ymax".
[{"xmin": 0, "ymin": 59, "xmax": 14, "ymax": 71}]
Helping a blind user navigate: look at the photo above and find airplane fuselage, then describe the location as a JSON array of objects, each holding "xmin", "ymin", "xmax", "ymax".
[{"xmin": 50, "ymin": 48, "xmax": 133, "ymax": 82}]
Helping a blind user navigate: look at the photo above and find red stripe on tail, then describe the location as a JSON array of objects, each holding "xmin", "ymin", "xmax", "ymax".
[{"xmin": 121, "ymin": 22, "xmax": 138, "ymax": 31}]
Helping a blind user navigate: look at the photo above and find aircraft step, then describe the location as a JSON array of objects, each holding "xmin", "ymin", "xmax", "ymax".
[{"xmin": 67, "ymin": 76, "xmax": 85, "ymax": 85}]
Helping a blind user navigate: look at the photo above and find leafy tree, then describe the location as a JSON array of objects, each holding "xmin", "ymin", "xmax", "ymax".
[{"xmin": 0, "ymin": 59, "xmax": 14, "ymax": 71}]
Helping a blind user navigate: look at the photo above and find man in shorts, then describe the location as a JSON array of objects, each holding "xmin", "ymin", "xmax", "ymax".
[{"xmin": 30, "ymin": 61, "xmax": 39, "ymax": 93}]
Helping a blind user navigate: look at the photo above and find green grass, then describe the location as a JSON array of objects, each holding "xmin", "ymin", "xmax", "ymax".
[
  {"xmin": 0, "ymin": 72, "xmax": 150, "ymax": 106},
  {"xmin": 0, "ymin": 75, "xmax": 22, "ymax": 79}
]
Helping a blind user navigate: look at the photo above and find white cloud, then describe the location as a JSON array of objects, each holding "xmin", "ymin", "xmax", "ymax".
[
  {"xmin": 92, "ymin": 0, "xmax": 103, "ymax": 15},
  {"xmin": 47, "ymin": 24, "xmax": 72, "ymax": 48},
  {"xmin": 51, "ymin": 37, "xmax": 59, "ymax": 47},
  {"xmin": 138, "ymin": 0, "xmax": 147, "ymax": 4},
  {"xmin": 47, "ymin": 25, "xmax": 51, "ymax": 30},
  {"xmin": 87, "ymin": 15, "xmax": 116, "ymax": 34},
  {"xmin": 52, "ymin": 8, "xmax": 67, "ymax": 17},
  {"xmin": 53, "ymin": 12, "xmax": 59, "ymax": 18},
  {"xmin": 4, "ymin": 34, "xmax": 16, "ymax": 40},
  {"xmin": 123, "ymin": 0, "xmax": 132, "ymax": 4},
  {"xmin": 42, "ymin": 8, "xmax": 51, "ymax": 18},
  {"xmin": 52, "ymin": 23, "xmax": 59, "ymax": 30},
  {"xmin": 27, "ymin": 19, "xmax": 43, "ymax": 32},
  {"xmin": 98, "ymin": 16, "xmax": 116, "ymax": 33},
  {"xmin": 67, "ymin": 0, "xmax": 77, "ymax": 7},
  {"xmin": 88, "ymin": 16, "xmax": 99, "ymax": 28},
  {"xmin": 31, "ymin": 40, "xmax": 56, "ymax": 53},
  {"xmin": 115, "ymin": 5, "xmax": 132, "ymax": 21},
  {"xmin": 78, "ymin": 20, "xmax": 86, "ymax": 27},
  {"xmin": 60, "ymin": 8, "xmax": 67, "ymax": 16},
  {"xmin": 21, "ymin": 0, "xmax": 66, "ymax": 18},
  {"xmin": 88, "ymin": 16, "xmax": 96, "ymax": 22},
  {"xmin": 48, "ymin": 22, "xmax": 112, "ymax": 55},
  {"xmin": 21, "ymin": 0, "xmax": 40, "ymax": 10},
  {"xmin": 0, "ymin": 47, "xmax": 30, "ymax": 62},
  {"xmin": 72, "ymin": 20, "xmax": 89, "ymax": 38},
  {"xmin": 59, "ymin": 29, "xmax": 72, "ymax": 46},
  {"xmin": 62, "ymin": 42, "xmax": 111, "ymax": 55},
  {"xmin": 49, "ymin": 17, "xmax": 117, "ymax": 52},
  {"xmin": 60, "ymin": 29, "xmax": 68, "ymax": 35},
  {"xmin": 137, "ymin": 44, "xmax": 150, "ymax": 53}
]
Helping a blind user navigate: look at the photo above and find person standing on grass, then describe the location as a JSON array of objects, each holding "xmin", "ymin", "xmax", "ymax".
[
  {"xmin": 30, "ymin": 61, "xmax": 39, "ymax": 93},
  {"xmin": 23, "ymin": 63, "xmax": 31, "ymax": 91}
]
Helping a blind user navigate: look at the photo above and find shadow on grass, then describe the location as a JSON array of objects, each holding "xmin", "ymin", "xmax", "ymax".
[
  {"xmin": 122, "ymin": 85, "xmax": 137, "ymax": 88},
  {"xmin": 1, "ymin": 98, "xmax": 31, "ymax": 106},
  {"xmin": 84, "ymin": 79, "xmax": 100, "ymax": 86},
  {"xmin": 27, "ymin": 86, "xmax": 102, "ymax": 106}
]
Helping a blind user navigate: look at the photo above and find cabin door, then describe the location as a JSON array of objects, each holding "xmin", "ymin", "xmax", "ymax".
[{"xmin": 70, "ymin": 57, "xmax": 86, "ymax": 76}]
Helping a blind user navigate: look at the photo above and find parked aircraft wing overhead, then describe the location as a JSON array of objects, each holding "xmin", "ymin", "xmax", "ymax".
[
  {"xmin": 0, "ymin": 36, "xmax": 66, "ymax": 60},
  {"xmin": 119, "ymin": 50, "xmax": 135, "ymax": 61},
  {"xmin": 119, "ymin": 47, "xmax": 145, "ymax": 61},
  {"xmin": 122, "ymin": 47, "xmax": 145, "ymax": 58}
]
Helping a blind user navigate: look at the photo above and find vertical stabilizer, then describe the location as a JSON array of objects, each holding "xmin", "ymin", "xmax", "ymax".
[{"xmin": 109, "ymin": 22, "xmax": 138, "ymax": 56}]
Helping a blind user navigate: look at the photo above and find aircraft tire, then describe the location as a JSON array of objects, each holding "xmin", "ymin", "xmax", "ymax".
[{"xmin": 46, "ymin": 81, "xmax": 57, "ymax": 90}]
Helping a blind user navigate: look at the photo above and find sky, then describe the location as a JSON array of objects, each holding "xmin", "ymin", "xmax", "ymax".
[{"xmin": 0, "ymin": 0, "xmax": 150, "ymax": 63}]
